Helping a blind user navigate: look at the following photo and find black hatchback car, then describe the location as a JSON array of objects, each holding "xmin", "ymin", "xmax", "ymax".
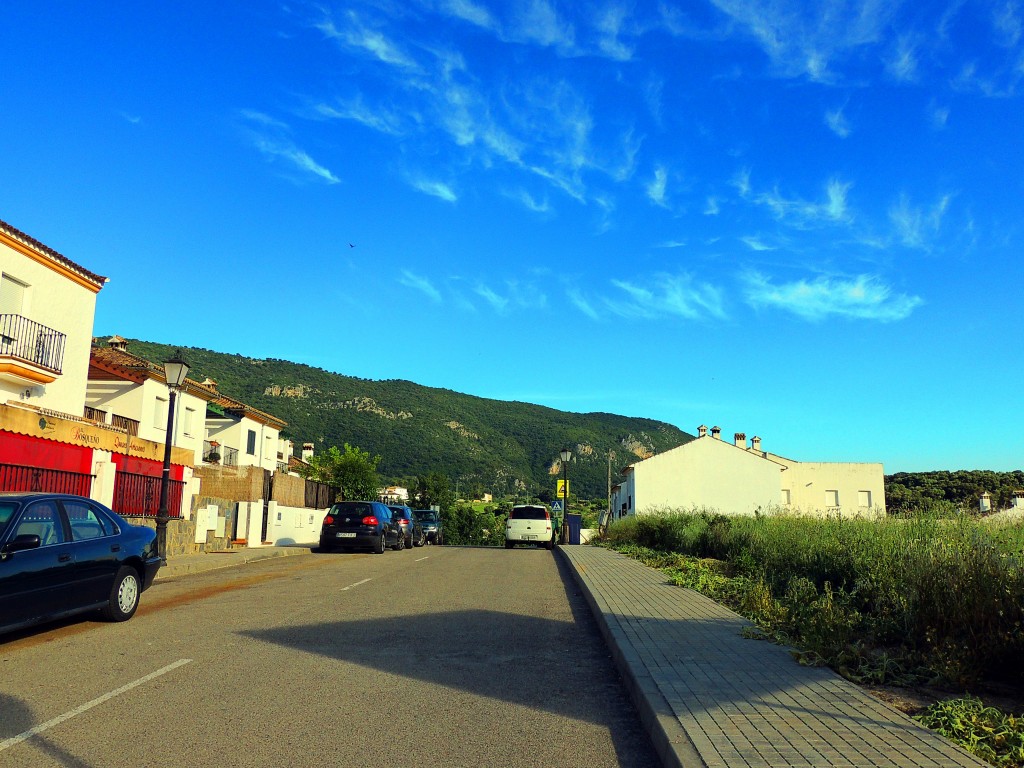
[
  {"xmin": 0, "ymin": 493, "xmax": 162, "ymax": 636},
  {"xmin": 320, "ymin": 501, "xmax": 403, "ymax": 553}
]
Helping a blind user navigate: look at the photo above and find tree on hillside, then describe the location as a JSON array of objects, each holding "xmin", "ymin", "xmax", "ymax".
[
  {"xmin": 299, "ymin": 443, "xmax": 381, "ymax": 501},
  {"xmin": 411, "ymin": 472, "xmax": 456, "ymax": 514}
]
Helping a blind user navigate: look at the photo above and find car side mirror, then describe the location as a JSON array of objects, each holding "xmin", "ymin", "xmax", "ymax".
[{"xmin": 2, "ymin": 534, "xmax": 42, "ymax": 555}]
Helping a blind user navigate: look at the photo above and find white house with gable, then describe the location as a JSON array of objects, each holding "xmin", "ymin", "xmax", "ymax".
[{"xmin": 611, "ymin": 425, "xmax": 886, "ymax": 519}]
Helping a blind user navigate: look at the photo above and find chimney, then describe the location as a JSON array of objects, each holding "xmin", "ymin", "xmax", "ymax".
[
  {"xmin": 711, "ymin": 426, "xmax": 721, "ymax": 439},
  {"xmin": 734, "ymin": 432, "xmax": 746, "ymax": 448},
  {"xmin": 108, "ymin": 335, "xmax": 128, "ymax": 352},
  {"xmin": 302, "ymin": 442, "xmax": 315, "ymax": 462},
  {"xmin": 697, "ymin": 424, "xmax": 708, "ymax": 438},
  {"xmin": 201, "ymin": 377, "xmax": 218, "ymax": 389},
  {"xmin": 750, "ymin": 436, "xmax": 762, "ymax": 452},
  {"xmin": 980, "ymin": 492, "xmax": 992, "ymax": 513}
]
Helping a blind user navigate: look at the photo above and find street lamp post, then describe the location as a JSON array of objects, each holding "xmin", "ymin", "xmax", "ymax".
[
  {"xmin": 559, "ymin": 447, "xmax": 572, "ymax": 544},
  {"xmin": 156, "ymin": 349, "xmax": 190, "ymax": 563}
]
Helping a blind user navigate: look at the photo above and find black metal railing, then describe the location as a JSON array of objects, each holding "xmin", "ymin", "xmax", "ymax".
[
  {"xmin": 111, "ymin": 414, "xmax": 140, "ymax": 437},
  {"xmin": 113, "ymin": 471, "xmax": 184, "ymax": 518},
  {"xmin": 202, "ymin": 441, "xmax": 239, "ymax": 465},
  {"xmin": 0, "ymin": 314, "xmax": 66, "ymax": 374},
  {"xmin": 0, "ymin": 463, "xmax": 93, "ymax": 495}
]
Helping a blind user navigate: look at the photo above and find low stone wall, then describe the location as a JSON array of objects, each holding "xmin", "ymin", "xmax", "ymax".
[{"xmin": 133, "ymin": 494, "xmax": 239, "ymax": 557}]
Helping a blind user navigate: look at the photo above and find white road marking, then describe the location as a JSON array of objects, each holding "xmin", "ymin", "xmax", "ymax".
[
  {"xmin": 341, "ymin": 578, "xmax": 372, "ymax": 591},
  {"xmin": 0, "ymin": 658, "xmax": 193, "ymax": 752},
  {"xmin": 415, "ymin": 557, "xmax": 430, "ymax": 562}
]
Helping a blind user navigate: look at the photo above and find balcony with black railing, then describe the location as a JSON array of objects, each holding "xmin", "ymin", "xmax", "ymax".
[
  {"xmin": 0, "ymin": 314, "xmax": 66, "ymax": 376},
  {"xmin": 202, "ymin": 440, "xmax": 238, "ymax": 466}
]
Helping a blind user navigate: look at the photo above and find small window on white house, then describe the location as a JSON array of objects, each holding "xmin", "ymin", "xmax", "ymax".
[
  {"xmin": 781, "ymin": 489, "xmax": 791, "ymax": 506},
  {"xmin": 858, "ymin": 490, "xmax": 872, "ymax": 508},
  {"xmin": 183, "ymin": 407, "xmax": 195, "ymax": 437},
  {"xmin": 155, "ymin": 396, "xmax": 168, "ymax": 429},
  {"xmin": 825, "ymin": 490, "xmax": 840, "ymax": 508},
  {"xmin": 0, "ymin": 274, "xmax": 28, "ymax": 315},
  {"xmin": 246, "ymin": 429, "xmax": 257, "ymax": 455}
]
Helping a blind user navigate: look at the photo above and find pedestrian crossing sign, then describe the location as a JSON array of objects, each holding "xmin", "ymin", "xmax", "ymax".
[{"xmin": 551, "ymin": 500, "xmax": 564, "ymax": 513}]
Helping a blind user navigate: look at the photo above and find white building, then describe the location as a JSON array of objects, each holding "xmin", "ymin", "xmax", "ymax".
[{"xmin": 611, "ymin": 425, "xmax": 886, "ymax": 519}]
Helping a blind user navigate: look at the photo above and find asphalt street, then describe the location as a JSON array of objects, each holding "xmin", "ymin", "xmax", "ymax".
[{"xmin": 1, "ymin": 546, "xmax": 659, "ymax": 767}]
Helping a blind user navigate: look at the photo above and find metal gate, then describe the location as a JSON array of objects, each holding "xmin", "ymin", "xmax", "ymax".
[{"xmin": 261, "ymin": 469, "xmax": 273, "ymax": 543}]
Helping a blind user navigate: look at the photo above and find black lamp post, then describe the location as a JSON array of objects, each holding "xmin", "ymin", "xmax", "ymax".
[
  {"xmin": 156, "ymin": 349, "xmax": 189, "ymax": 562},
  {"xmin": 559, "ymin": 447, "xmax": 572, "ymax": 543}
]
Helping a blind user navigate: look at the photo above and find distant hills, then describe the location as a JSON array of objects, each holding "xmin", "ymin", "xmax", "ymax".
[{"xmin": 119, "ymin": 340, "xmax": 694, "ymax": 499}]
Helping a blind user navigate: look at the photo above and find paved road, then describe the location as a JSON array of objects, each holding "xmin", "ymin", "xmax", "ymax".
[{"xmin": 1, "ymin": 546, "xmax": 659, "ymax": 767}]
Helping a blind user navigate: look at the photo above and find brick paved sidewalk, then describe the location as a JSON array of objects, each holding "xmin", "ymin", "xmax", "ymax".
[{"xmin": 559, "ymin": 546, "xmax": 988, "ymax": 768}]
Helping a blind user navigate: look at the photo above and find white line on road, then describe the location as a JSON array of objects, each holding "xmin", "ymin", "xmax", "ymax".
[
  {"xmin": 0, "ymin": 658, "xmax": 193, "ymax": 752},
  {"xmin": 415, "ymin": 557, "xmax": 430, "ymax": 562},
  {"xmin": 341, "ymin": 578, "xmax": 372, "ymax": 591}
]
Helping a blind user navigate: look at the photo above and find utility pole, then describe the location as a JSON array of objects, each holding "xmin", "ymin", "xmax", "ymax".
[{"xmin": 606, "ymin": 450, "xmax": 614, "ymax": 531}]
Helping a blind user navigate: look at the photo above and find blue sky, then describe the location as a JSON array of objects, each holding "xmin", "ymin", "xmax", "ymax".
[{"xmin": 2, "ymin": 1, "xmax": 1022, "ymax": 472}]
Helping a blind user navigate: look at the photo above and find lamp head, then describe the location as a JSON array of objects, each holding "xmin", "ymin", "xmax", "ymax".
[
  {"xmin": 163, "ymin": 349, "xmax": 190, "ymax": 390},
  {"xmin": 559, "ymin": 448, "xmax": 572, "ymax": 463}
]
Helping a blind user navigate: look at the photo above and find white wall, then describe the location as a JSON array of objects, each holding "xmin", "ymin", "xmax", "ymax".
[
  {"xmin": 266, "ymin": 501, "xmax": 326, "ymax": 546},
  {"xmin": 772, "ymin": 456, "xmax": 886, "ymax": 516},
  {"xmin": 631, "ymin": 437, "xmax": 783, "ymax": 515},
  {"xmin": 205, "ymin": 417, "xmax": 279, "ymax": 471},
  {"xmin": 0, "ymin": 237, "xmax": 99, "ymax": 415}
]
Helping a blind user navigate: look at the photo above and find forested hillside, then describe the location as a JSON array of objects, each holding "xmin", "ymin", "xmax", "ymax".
[
  {"xmin": 885, "ymin": 470, "xmax": 1024, "ymax": 514},
  {"xmin": 119, "ymin": 340, "xmax": 694, "ymax": 498}
]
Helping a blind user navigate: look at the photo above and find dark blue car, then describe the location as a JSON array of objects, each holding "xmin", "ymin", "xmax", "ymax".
[
  {"xmin": 0, "ymin": 493, "xmax": 162, "ymax": 636},
  {"xmin": 319, "ymin": 501, "xmax": 403, "ymax": 553}
]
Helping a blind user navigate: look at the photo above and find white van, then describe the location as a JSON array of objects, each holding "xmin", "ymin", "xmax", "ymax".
[{"xmin": 505, "ymin": 504, "xmax": 554, "ymax": 549}]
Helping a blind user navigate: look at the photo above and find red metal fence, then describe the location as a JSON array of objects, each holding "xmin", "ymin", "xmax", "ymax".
[
  {"xmin": 113, "ymin": 471, "xmax": 184, "ymax": 518},
  {"xmin": 0, "ymin": 462, "xmax": 93, "ymax": 495}
]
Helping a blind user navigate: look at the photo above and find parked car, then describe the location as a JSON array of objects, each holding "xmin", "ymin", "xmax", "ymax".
[
  {"xmin": 412, "ymin": 509, "xmax": 443, "ymax": 545},
  {"xmin": 0, "ymin": 493, "xmax": 162, "ymax": 635},
  {"xmin": 319, "ymin": 501, "xmax": 403, "ymax": 553},
  {"xmin": 505, "ymin": 504, "xmax": 554, "ymax": 549},
  {"xmin": 388, "ymin": 505, "xmax": 424, "ymax": 548}
]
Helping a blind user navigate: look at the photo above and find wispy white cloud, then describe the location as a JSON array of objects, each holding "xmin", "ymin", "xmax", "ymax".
[
  {"xmin": 567, "ymin": 288, "xmax": 601, "ymax": 320},
  {"xmin": 707, "ymin": 0, "xmax": 899, "ymax": 82},
  {"xmin": 316, "ymin": 12, "xmax": 419, "ymax": 70},
  {"xmin": 704, "ymin": 196, "xmax": 721, "ymax": 215},
  {"xmin": 656, "ymin": 239, "xmax": 687, "ymax": 248},
  {"xmin": 313, "ymin": 97, "xmax": 405, "ymax": 135},
  {"xmin": 753, "ymin": 177, "xmax": 853, "ymax": 228},
  {"xmin": 889, "ymin": 193, "xmax": 951, "ymax": 248},
  {"xmin": 824, "ymin": 105, "xmax": 851, "ymax": 137},
  {"xmin": 741, "ymin": 235, "xmax": 777, "ymax": 251},
  {"xmin": 930, "ymin": 103, "xmax": 950, "ymax": 129},
  {"xmin": 474, "ymin": 283, "xmax": 510, "ymax": 313},
  {"xmin": 242, "ymin": 111, "xmax": 340, "ymax": 184},
  {"xmin": 647, "ymin": 166, "xmax": 669, "ymax": 207},
  {"xmin": 399, "ymin": 270, "xmax": 443, "ymax": 302},
  {"xmin": 732, "ymin": 168, "xmax": 751, "ymax": 197},
  {"xmin": 993, "ymin": 1, "xmax": 1023, "ymax": 47},
  {"xmin": 742, "ymin": 271, "xmax": 923, "ymax": 321},
  {"xmin": 595, "ymin": 5, "xmax": 634, "ymax": 61},
  {"xmin": 604, "ymin": 273, "xmax": 727, "ymax": 321},
  {"xmin": 119, "ymin": 112, "xmax": 142, "ymax": 125},
  {"xmin": 439, "ymin": 0, "xmax": 496, "ymax": 31},
  {"xmin": 410, "ymin": 177, "xmax": 458, "ymax": 202},
  {"xmin": 508, "ymin": 189, "xmax": 551, "ymax": 213},
  {"xmin": 510, "ymin": 0, "xmax": 575, "ymax": 50},
  {"xmin": 886, "ymin": 35, "xmax": 919, "ymax": 82}
]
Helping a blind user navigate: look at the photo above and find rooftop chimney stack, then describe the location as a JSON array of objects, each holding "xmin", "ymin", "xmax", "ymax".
[
  {"xmin": 108, "ymin": 335, "xmax": 128, "ymax": 352},
  {"xmin": 734, "ymin": 432, "xmax": 746, "ymax": 448},
  {"xmin": 302, "ymin": 442, "xmax": 315, "ymax": 462},
  {"xmin": 751, "ymin": 436, "xmax": 762, "ymax": 453},
  {"xmin": 697, "ymin": 424, "xmax": 708, "ymax": 438},
  {"xmin": 980, "ymin": 492, "xmax": 992, "ymax": 513},
  {"xmin": 711, "ymin": 426, "xmax": 721, "ymax": 439}
]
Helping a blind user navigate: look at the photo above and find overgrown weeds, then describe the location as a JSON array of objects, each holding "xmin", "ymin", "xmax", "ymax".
[{"xmin": 602, "ymin": 510, "xmax": 1024, "ymax": 766}]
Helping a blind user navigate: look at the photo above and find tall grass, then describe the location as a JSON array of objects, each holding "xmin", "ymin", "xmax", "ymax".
[{"xmin": 604, "ymin": 510, "xmax": 1024, "ymax": 688}]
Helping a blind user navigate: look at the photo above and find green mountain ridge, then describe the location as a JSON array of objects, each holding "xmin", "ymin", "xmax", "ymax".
[{"xmin": 120, "ymin": 340, "xmax": 695, "ymax": 498}]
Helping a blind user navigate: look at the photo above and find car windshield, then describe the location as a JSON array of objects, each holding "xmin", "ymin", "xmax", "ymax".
[
  {"xmin": 0, "ymin": 501, "xmax": 18, "ymax": 538},
  {"xmin": 330, "ymin": 502, "xmax": 374, "ymax": 516},
  {"xmin": 413, "ymin": 511, "xmax": 437, "ymax": 522},
  {"xmin": 510, "ymin": 506, "xmax": 548, "ymax": 520}
]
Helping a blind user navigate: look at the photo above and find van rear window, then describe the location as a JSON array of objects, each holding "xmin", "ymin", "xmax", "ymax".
[{"xmin": 509, "ymin": 506, "xmax": 548, "ymax": 520}]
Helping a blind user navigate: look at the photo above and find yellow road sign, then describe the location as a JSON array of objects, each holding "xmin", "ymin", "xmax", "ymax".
[{"xmin": 557, "ymin": 479, "xmax": 569, "ymax": 498}]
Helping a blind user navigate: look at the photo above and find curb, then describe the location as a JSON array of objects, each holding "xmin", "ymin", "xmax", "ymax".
[
  {"xmin": 558, "ymin": 546, "xmax": 703, "ymax": 768},
  {"xmin": 156, "ymin": 546, "xmax": 313, "ymax": 581}
]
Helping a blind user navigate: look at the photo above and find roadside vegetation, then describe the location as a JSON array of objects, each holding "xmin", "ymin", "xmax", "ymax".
[{"xmin": 601, "ymin": 509, "xmax": 1024, "ymax": 767}]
